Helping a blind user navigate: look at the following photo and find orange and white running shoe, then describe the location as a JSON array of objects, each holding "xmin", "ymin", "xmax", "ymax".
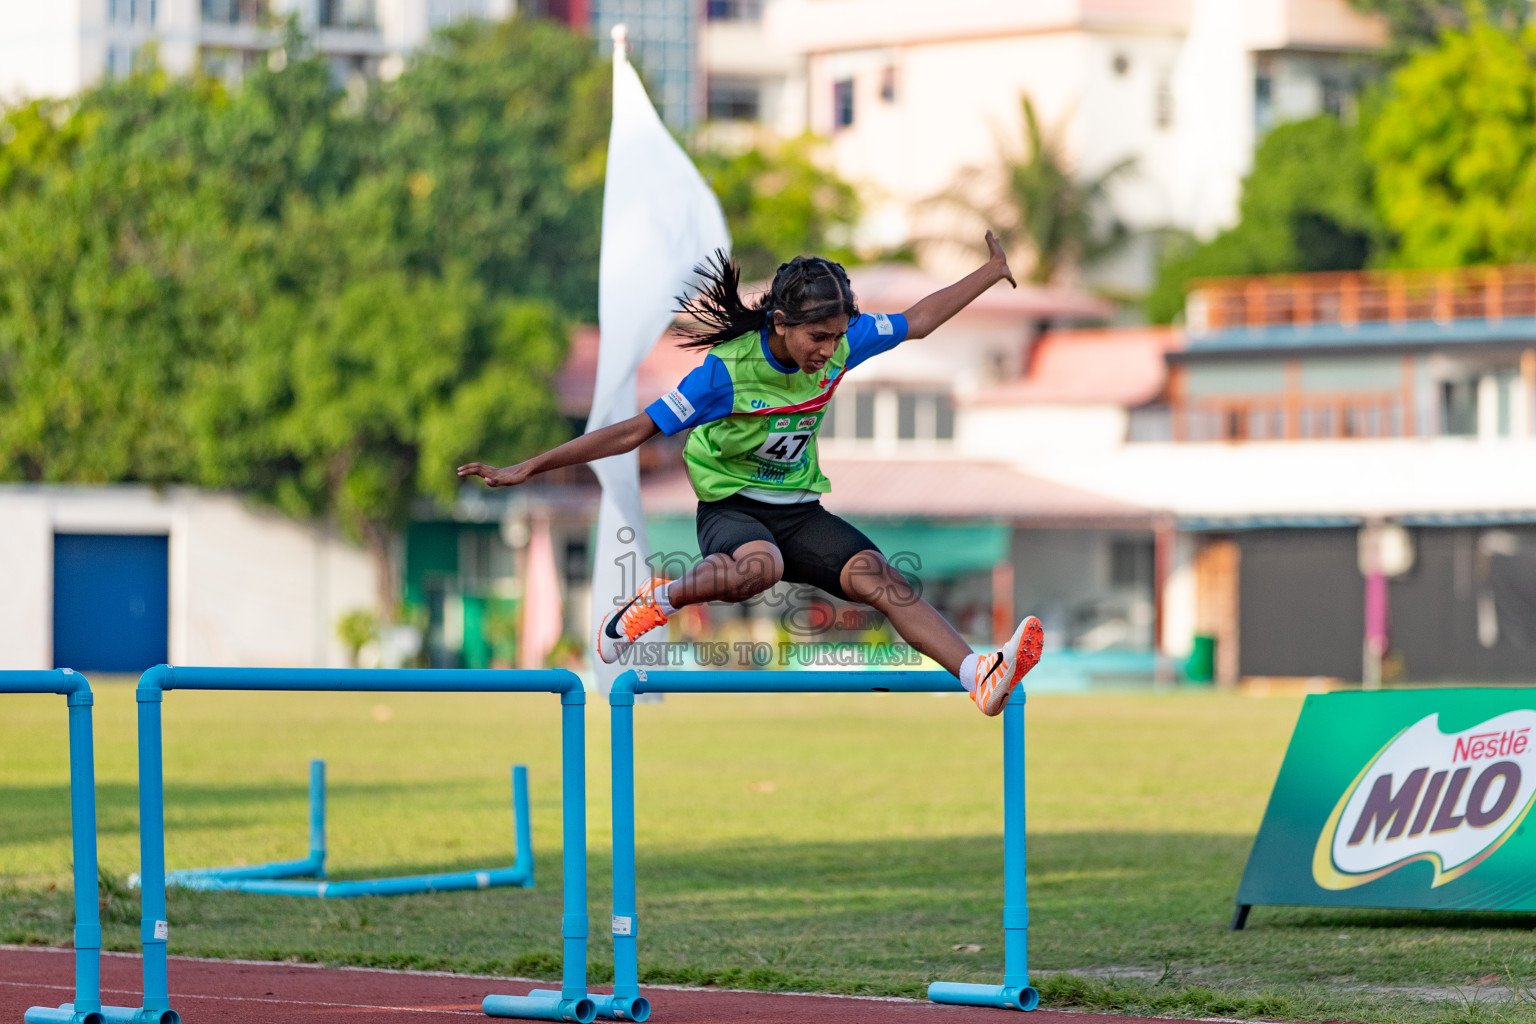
[
  {"xmin": 971, "ymin": 616, "xmax": 1044, "ymax": 716},
  {"xmin": 596, "ymin": 578, "xmax": 671, "ymax": 665}
]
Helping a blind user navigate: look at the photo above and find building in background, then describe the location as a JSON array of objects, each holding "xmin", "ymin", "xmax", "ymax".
[
  {"xmin": 0, "ymin": 486, "xmax": 377, "ymax": 672},
  {"xmin": 970, "ymin": 266, "xmax": 1536, "ymax": 686},
  {"xmin": 762, "ymin": 0, "xmax": 1386, "ymax": 292},
  {"xmin": 0, "ymin": 0, "xmax": 517, "ymax": 101},
  {"xmin": 698, "ymin": 0, "xmax": 800, "ymax": 139},
  {"xmin": 589, "ymin": 0, "xmax": 699, "ymax": 128}
]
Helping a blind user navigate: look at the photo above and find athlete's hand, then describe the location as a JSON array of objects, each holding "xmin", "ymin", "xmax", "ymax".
[
  {"xmin": 456, "ymin": 461, "xmax": 532, "ymax": 488},
  {"xmin": 985, "ymin": 230, "xmax": 1017, "ymax": 289}
]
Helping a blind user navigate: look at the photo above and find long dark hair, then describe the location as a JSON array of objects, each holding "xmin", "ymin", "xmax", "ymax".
[{"xmin": 674, "ymin": 250, "xmax": 858, "ymax": 349}]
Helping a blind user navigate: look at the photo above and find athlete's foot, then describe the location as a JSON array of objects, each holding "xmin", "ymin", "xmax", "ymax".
[
  {"xmin": 971, "ymin": 616, "xmax": 1044, "ymax": 716},
  {"xmin": 596, "ymin": 578, "xmax": 672, "ymax": 665}
]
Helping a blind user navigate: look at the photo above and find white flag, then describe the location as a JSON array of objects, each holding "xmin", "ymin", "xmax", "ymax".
[{"xmin": 588, "ymin": 27, "xmax": 730, "ymax": 692}]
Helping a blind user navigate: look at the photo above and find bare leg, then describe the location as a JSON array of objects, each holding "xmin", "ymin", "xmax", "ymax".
[
  {"xmin": 667, "ymin": 540, "xmax": 784, "ymax": 605},
  {"xmin": 839, "ymin": 550, "xmax": 971, "ymax": 676}
]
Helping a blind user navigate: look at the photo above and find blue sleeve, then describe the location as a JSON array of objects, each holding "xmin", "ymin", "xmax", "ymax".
[
  {"xmin": 844, "ymin": 313, "xmax": 909, "ymax": 371},
  {"xmin": 644, "ymin": 353, "xmax": 735, "ymax": 436}
]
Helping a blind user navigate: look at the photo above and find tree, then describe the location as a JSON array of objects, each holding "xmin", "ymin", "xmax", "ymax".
[
  {"xmin": 1146, "ymin": 116, "xmax": 1385, "ymax": 322},
  {"xmin": 692, "ymin": 135, "xmax": 860, "ymax": 281},
  {"xmin": 933, "ymin": 96, "xmax": 1131, "ymax": 285},
  {"xmin": 0, "ymin": 17, "xmax": 596, "ymax": 617},
  {"xmin": 1367, "ymin": 18, "xmax": 1536, "ymax": 267},
  {"xmin": 1347, "ymin": 0, "xmax": 1530, "ymax": 50},
  {"xmin": 370, "ymin": 17, "xmax": 610, "ymax": 319}
]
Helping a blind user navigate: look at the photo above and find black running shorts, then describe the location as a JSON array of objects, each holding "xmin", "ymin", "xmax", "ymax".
[{"xmin": 695, "ymin": 493, "xmax": 881, "ymax": 601}]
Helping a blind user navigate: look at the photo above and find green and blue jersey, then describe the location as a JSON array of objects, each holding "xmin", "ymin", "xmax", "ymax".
[{"xmin": 645, "ymin": 313, "xmax": 908, "ymax": 502}]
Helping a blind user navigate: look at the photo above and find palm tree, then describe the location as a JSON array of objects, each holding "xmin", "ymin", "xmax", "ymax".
[{"xmin": 932, "ymin": 96, "xmax": 1133, "ymax": 285}]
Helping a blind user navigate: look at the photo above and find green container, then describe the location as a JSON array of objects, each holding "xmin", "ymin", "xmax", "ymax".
[{"xmin": 1185, "ymin": 634, "xmax": 1216, "ymax": 684}]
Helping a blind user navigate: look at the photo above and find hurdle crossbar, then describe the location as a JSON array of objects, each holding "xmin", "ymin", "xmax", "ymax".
[
  {"xmin": 164, "ymin": 760, "xmax": 535, "ymax": 897},
  {"xmin": 604, "ymin": 668, "xmax": 1037, "ymax": 1022},
  {"xmin": 130, "ymin": 666, "xmax": 598, "ymax": 1024}
]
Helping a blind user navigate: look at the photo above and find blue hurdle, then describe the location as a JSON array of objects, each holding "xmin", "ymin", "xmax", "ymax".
[
  {"xmin": 126, "ymin": 666, "xmax": 600, "ymax": 1024},
  {"xmin": 3, "ymin": 669, "xmax": 139, "ymax": 1024},
  {"xmin": 604, "ymin": 669, "xmax": 1038, "ymax": 1022},
  {"xmin": 163, "ymin": 759, "xmax": 535, "ymax": 897}
]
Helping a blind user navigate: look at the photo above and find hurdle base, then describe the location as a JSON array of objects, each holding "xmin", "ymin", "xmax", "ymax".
[
  {"xmin": 166, "ymin": 861, "xmax": 532, "ymax": 898},
  {"xmin": 483, "ymin": 990, "xmax": 596, "ymax": 1023},
  {"xmin": 927, "ymin": 981, "xmax": 1039, "ymax": 1011},
  {"xmin": 589, "ymin": 992, "xmax": 651, "ymax": 1021},
  {"xmin": 165, "ymin": 852, "xmax": 324, "ymax": 885},
  {"xmin": 24, "ymin": 1005, "xmax": 104, "ymax": 1024},
  {"xmin": 41, "ymin": 1004, "xmax": 179, "ymax": 1024}
]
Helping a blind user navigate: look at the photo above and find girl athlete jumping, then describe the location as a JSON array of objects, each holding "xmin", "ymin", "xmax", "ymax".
[{"xmin": 458, "ymin": 231, "xmax": 1043, "ymax": 715}]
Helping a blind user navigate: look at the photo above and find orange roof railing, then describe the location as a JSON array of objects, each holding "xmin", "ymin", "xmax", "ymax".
[{"xmin": 1187, "ymin": 266, "xmax": 1536, "ymax": 333}]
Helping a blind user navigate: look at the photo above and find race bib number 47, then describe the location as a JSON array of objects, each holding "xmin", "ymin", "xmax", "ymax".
[{"xmin": 756, "ymin": 431, "xmax": 812, "ymax": 463}]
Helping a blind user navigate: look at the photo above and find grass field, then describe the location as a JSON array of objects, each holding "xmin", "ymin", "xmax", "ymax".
[{"xmin": 3, "ymin": 681, "xmax": 1534, "ymax": 1024}]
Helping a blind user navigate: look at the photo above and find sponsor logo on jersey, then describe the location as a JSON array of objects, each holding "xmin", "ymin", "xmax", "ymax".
[
  {"xmin": 774, "ymin": 417, "xmax": 792, "ymax": 429},
  {"xmin": 874, "ymin": 312, "xmax": 893, "ymax": 336},
  {"xmin": 1312, "ymin": 711, "xmax": 1536, "ymax": 890},
  {"xmin": 797, "ymin": 416, "xmax": 818, "ymax": 429},
  {"xmin": 661, "ymin": 388, "xmax": 695, "ymax": 422}
]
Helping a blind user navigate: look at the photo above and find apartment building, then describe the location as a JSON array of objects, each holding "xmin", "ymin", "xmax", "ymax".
[
  {"xmin": 761, "ymin": 0, "xmax": 1386, "ymax": 291},
  {"xmin": 0, "ymin": 0, "xmax": 516, "ymax": 101}
]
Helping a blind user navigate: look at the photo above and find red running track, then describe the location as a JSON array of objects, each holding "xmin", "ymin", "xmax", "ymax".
[{"xmin": 3, "ymin": 947, "xmax": 1171, "ymax": 1024}]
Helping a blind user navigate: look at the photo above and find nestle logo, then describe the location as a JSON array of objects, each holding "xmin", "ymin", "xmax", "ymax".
[
  {"xmin": 1314, "ymin": 710, "xmax": 1536, "ymax": 890},
  {"xmin": 1454, "ymin": 729, "xmax": 1529, "ymax": 762}
]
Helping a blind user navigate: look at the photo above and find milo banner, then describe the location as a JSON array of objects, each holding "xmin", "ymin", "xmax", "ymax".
[{"xmin": 1236, "ymin": 688, "xmax": 1536, "ymax": 924}]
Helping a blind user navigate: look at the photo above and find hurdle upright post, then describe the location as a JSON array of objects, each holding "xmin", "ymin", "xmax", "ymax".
[
  {"xmin": 132, "ymin": 666, "xmax": 180, "ymax": 1024},
  {"xmin": 308, "ymin": 759, "xmax": 327, "ymax": 877},
  {"xmin": 6, "ymin": 669, "xmax": 120, "ymax": 1024},
  {"xmin": 591, "ymin": 686, "xmax": 645, "ymax": 1022},
  {"xmin": 63, "ymin": 681, "xmax": 104, "ymax": 1024}
]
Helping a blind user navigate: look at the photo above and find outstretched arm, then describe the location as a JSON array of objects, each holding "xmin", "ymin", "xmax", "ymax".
[
  {"xmin": 457, "ymin": 412, "xmax": 661, "ymax": 488},
  {"xmin": 902, "ymin": 230, "xmax": 1017, "ymax": 340}
]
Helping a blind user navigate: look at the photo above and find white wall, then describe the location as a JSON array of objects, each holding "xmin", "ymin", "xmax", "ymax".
[
  {"xmin": 0, "ymin": 1, "xmax": 83, "ymax": 102},
  {"xmin": 1002, "ymin": 435, "xmax": 1536, "ymax": 521},
  {"xmin": 0, "ymin": 486, "xmax": 378, "ymax": 670}
]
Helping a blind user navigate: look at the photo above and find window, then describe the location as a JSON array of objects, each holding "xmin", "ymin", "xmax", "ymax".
[
  {"xmin": 880, "ymin": 66, "xmax": 897, "ymax": 103},
  {"xmin": 897, "ymin": 392, "xmax": 918, "ymax": 440},
  {"xmin": 1154, "ymin": 75, "xmax": 1174, "ymax": 130},
  {"xmin": 1254, "ymin": 71, "xmax": 1273, "ymax": 134},
  {"xmin": 833, "ymin": 78, "xmax": 855, "ymax": 129},
  {"xmin": 894, "ymin": 390, "xmax": 955, "ymax": 441},
  {"xmin": 563, "ymin": 539, "xmax": 589, "ymax": 586},
  {"xmin": 323, "ymin": 0, "xmax": 377, "ymax": 29},
  {"xmin": 1110, "ymin": 539, "xmax": 1154, "ymax": 589},
  {"xmin": 1442, "ymin": 380, "xmax": 1478, "ymax": 436},
  {"xmin": 707, "ymin": 78, "xmax": 760, "ymax": 121},
  {"xmin": 854, "ymin": 390, "xmax": 876, "ymax": 439},
  {"xmin": 203, "ymin": 0, "xmax": 267, "ymax": 24},
  {"xmin": 1321, "ymin": 76, "xmax": 1344, "ymax": 118},
  {"xmin": 707, "ymin": 0, "xmax": 762, "ymax": 19}
]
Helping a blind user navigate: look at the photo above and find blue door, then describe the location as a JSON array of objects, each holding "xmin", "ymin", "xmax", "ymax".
[{"xmin": 53, "ymin": 534, "xmax": 170, "ymax": 673}]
